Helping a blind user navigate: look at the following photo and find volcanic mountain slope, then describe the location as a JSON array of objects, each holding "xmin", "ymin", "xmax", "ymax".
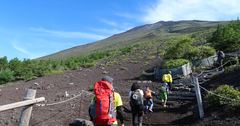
[
  {"xmin": 36, "ymin": 20, "xmax": 230, "ymax": 61},
  {"xmin": 1, "ymin": 50, "xmax": 240, "ymax": 126}
]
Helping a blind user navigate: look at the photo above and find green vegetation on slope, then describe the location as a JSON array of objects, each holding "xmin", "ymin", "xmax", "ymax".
[{"xmin": 207, "ymin": 18, "xmax": 240, "ymax": 51}]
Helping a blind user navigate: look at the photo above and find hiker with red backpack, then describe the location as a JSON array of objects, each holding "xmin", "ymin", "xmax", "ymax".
[
  {"xmin": 89, "ymin": 76, "xmax": 124, "ymax": 126},
  {"xmin": 129, "ymin": 82, "xmax": 144, "ymax": 126},
  {"xmin": 144, "ymin": 86, "xmax": 155, "ymax": 113}
]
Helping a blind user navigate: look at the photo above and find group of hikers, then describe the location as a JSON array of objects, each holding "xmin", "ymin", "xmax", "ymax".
[
  {"xmin": 87, "ymin": 49, "xmax": 225, "ymax": 126},
  {"xmin": 88, "ymin": 71, "xmax": 173, "ymax": 126}
]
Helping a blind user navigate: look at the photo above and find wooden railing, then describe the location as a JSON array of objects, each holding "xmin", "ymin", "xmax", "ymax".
[{"xmin": 0, "ymin": 89, "xmax": 45, "ymax": 126}]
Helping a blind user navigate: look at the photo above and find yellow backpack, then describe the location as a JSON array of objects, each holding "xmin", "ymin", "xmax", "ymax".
[{"xmin": 162, "ymin": 74, "xmax": 169, "ymax": 82}]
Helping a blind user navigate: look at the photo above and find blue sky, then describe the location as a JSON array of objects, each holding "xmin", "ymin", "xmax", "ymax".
[{"xmin": 0, "ymin": 0, "xmax": 239, "ymax": 61}]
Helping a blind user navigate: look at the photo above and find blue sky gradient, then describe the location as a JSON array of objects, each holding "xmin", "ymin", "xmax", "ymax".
[{"xmin": 0, "ymin": 0, "xmax": 239, "ymax": 61}]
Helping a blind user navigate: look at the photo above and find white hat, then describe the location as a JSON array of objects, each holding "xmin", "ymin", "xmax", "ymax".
[{"xmin": 164, "ymin": 83, "xmax": 168, "ymax": 86}]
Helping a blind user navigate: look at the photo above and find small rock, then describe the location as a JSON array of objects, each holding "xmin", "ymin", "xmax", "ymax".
[
  {"xmin": 6, "ymin": 120, "xmax": 11, "ymax": 125},
  {"xmin": 102, "ymin": 71, "xmax": 108, "ymax": 74},
  {"xmin": 69, "ymin": 83, "xmax": 74, "ymax": 85},
  {"xmin": 16, "ymin": 88, "xmax": 18, "ymax": 90},
  {"xmin": 34, "ymin": 82, "xmax": 39, "ymax": 86}
]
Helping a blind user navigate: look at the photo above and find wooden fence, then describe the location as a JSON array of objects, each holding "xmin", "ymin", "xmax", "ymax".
[{"xmin": 0, "ymin": 89, "xmax": 45, "ymax": 126}]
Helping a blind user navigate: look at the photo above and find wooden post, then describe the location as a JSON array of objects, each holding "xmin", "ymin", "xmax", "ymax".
[
  {"xmin": 18, "ymin": 89, "xmax": 36, "ymax": 126},
  {"xmin": 190, "ymin": 73, "xmax": 204, "ymax": 118},
  {"xmin": 194, "ymin": 78, "xmax": 204, "ymax": 118}
]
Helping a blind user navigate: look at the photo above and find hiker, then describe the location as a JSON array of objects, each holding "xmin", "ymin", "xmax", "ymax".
[
  {"xmin": 216, "ymin": 50, "xmax": 225, "ymax": 71},
  {"xmin": 89, "ymin": 76, "xmax": 124, "ymax": 126},
  {"xmin": 162, "ymin": 71, "xmax": 173, "ymax": 91},
  {"xmin": 144, "ymin": 86, "xmax": 155, "ymax": 113},
  {"xmin": 160, "ymin": 83, "xmax": 169, "ymax": 107},
  {"xmin": 129, "ymin": 82, "xmax": 144, "ymax": 126}
]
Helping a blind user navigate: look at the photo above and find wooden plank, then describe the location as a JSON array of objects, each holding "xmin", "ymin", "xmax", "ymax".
[
  {"xmin": 0, "ymin": 97, "xmax": 45, "ymax": 112},
  {"xmin": 168, "ymin": 93, "xmax": 196, "ymax": 97},
  {"xmin": 154, "ymin": 101, "xmax": 175, "ymax": 105}
]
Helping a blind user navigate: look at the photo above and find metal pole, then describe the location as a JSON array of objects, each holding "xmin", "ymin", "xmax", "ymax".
[{"xmin": 18, "ymin": 89, "xmax": 36, "ymax": 126}]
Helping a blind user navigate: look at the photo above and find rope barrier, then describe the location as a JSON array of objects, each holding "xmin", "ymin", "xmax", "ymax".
[
  {"xmin": 36, "ymin": 90, "xmax": 94, "ymax": 106},
  {"xmin": 196, "ymin": 60, "xmax": 236, "ymax": 77},
  {"xmin": 199, "ymin": 85, "xmax": 240, "ymax": 102}
]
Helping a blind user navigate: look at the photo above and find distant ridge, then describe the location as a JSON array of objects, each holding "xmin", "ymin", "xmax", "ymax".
[{"xmin": 35, "ymin": 20, "xmax": 230, "ymax": 61}]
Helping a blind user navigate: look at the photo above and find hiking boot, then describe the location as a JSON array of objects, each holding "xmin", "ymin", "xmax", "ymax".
[
  {"xmin": 149, "ymin": 109, "xmax": 153, "ymax": 112},
  {"xmin": 164, "ymin": 105, "xmax": 167, "ymax": 107}
]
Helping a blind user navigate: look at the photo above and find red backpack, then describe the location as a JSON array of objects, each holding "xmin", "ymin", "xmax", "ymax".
[{"xmin": 90, "ymin": 81, "xmax": 116, "ymax": 125}]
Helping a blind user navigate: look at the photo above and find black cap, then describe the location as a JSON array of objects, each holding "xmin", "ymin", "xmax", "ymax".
[{"xmin": 102, "ymin": 76, "xmax": 113, "ymax": 83}]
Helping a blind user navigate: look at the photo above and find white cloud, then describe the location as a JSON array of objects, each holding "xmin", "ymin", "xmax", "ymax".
[
  {"xmin": 90, "ymin": 28, "xmax": 124, "ymax": 34},
  {"xmin": 141, "ymin": 0, "xmax": 240, "ymax": 23},
  {"xmin": 30, "ymin": 27, "xmax": 107, "ymax": 40},
  {"xmin": 114, "ymin": 12, "xmax": 136, "ymax": 19},
  {"xmin": 101, "ymin": 19, "xmax": 117, "ymax": 26},
  {"xmin": 11, "ymin": 42, "xmax": 43, "ymax": 59}
]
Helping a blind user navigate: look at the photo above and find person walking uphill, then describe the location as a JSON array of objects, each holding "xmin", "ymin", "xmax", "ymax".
[
  {"xmin": 89, "ymin": 76, "xmax": 124, "ymax": 126},
  {"xmin": 217, "ymin": 50, "xmax": 225, "ymax": 71},
  {"xmin": 144, "ymin": 86, "xmax": 155, "ymax": 113},
  {"xmin": 162, "ymin": 71, "xmax": 173, "ymax": 91},
  {"xmin": 129, "ymin": 82, "xmax": 144, "ymax": 126},
  {"xmin": 160, "ymin": 83, "xmax": 169, "ymax": 107}
]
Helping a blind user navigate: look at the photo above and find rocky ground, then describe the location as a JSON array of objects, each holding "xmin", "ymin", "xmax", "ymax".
[{"xmin": 0, "ymin": 51, "xmax": 240, "ymax": 126}]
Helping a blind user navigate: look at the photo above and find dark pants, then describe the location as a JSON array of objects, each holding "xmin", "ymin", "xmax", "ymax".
[
  {"xmin": 132, "ymin": 112, "xmax": 143, "ymax": 126},
  {"xmin": 218, "ymin": 59, "xmax": 223, "ymax": 71},
  {"xmin": 167, "ymin": 82, "xmax": 171, "ymax": 90}
]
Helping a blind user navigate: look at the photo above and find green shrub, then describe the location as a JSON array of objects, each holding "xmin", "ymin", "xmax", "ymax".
[
  {"xmin": 205, "ymin": 85, "xmax": 240, "ymax": 110},
  {"xmin": 120, "ymin": 67, "xmax": 128, "ymax": 70},
  {"xmin": 134, "ymin": 61, "xmax": 141, "ymax": 64},
  {"xmin": 160, "ymin": 59, "xmax": 189, "ymax": 69},
  {"xmin": 223, "ymin": 57, "xmax": 239, "ymax": 67},
  {"xmin": 15, "ymin": 76, "xmax": 25, "ymax": 81},
  {"xmin": 0, "ymin": 68, "xmax": 14, "ymax": 84},
  {"xmin": 72, "ymin": 63, "xmax": 79, "ymax": 70},
  {"xmin": 89, "ymin": 85, "xmax": 94, "ymax": 91},
  {"xmin": 139, "ymin": 75, "xmax": 147, "ymax": 80},
  {"xmin": 26, "ymin": 76, "xmax": 38, "ymax": 82},
  {"xmin": 146, "ymin": 56, "xmax": 156, "ymax": 60},
  {"xmin": 144, "ymin": 61, "xmax": 149, "ymax": 66}
]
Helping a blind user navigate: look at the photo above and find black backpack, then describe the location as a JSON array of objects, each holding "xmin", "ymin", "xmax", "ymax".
[{"xmin": 130, "ymin": 90, "xmax": 143, "ymax": 106}]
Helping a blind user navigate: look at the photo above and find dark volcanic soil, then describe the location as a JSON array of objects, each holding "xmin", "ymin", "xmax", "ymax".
[{"xmin": 0, "ymin": 55, "xmax": 240, "ymax": 126}]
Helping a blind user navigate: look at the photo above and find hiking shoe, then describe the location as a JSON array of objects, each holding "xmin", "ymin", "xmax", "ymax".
[
  {"xmin": 149, "ymin": 109, "xmax": 153, "ymax": 112},
  {"xmin": 164, "ymin": 105, "xmax": 167, "ymax": 107}
]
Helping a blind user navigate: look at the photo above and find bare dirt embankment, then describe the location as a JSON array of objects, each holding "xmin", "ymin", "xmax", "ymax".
[{"xmin": 0, "ymin": 53, "xmax": 240, "ymax": 126}]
